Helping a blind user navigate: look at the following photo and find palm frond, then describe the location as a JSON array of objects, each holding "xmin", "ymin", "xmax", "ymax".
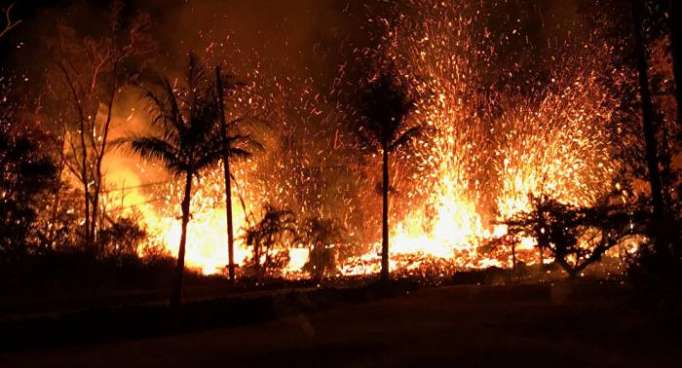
[
  {"xmin": 187, "ymin": 52, "xmax": 208, "ymax": 93},
  {"xmin": 356, "ymin": 69, "xmax": 416, "ymax": 149},
  {"xmin": 130, "ymin": 136, "xmax": 185, "ymax": 175},
  {"xmin": 141, "ymin": 76, "xmax": 187, "ymax": 139},
  {"xmin": 193, "ymin": 150, "xmax": 224, "ymax": 173},
  {"xmin": 129, "ymin": 53, "xmax": 266, "ymax": 182}
]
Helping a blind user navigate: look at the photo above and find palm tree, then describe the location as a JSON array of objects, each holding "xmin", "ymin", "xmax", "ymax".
[
  {"xmin": 215, "ymin": 66, "xmax": 262, "ymax": 283},
  {"xmin": 356, "ymin": 70, "xmax": 421, "ymax": 282},
  {"xmin": 129, "ymin": 54, "xmax": 243, "ymax": 307}
]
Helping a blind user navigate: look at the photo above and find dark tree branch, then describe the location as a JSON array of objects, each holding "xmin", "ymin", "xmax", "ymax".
[{"xmin": 0, "ymin": 3, "xmax": 21, "ymax": 40}]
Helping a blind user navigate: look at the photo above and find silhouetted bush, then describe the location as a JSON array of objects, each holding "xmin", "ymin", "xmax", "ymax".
[
  {"xmin": 502, "ymin": 193, "xmax": 645, "ymax": 278},
  {"xmin": 97, "ymin": 217, "xmax": 148, "ymax": 258},
  {"xmin": 300, "ymin": 217, "xmax": 346, "ymax": 280},
  {"xmin": 0, "ymin": 126, "xmax": 56, "ymax": 260},
  {"xmin": 242, "ymin": 204, "xmax": 297, "ymax": 278},
  {"xmin": 0, "ymin": 247, "xmax": 186, "ymax": 296}
]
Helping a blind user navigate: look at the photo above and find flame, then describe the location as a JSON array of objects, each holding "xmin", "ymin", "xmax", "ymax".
[
  {"xmin": 103, "ymin": 0, "xmax": 629, "ymax": 278},
  {"xmin": 391, "ymin": 181, "xmax": 485, "ymax": 259},
  {"xmin": 159, "ymin": 208, "xmax": 249, "ymax": 275},
  {"xmin": 335, "ymin": 0, "xmax": 623, "ymax": 276}
]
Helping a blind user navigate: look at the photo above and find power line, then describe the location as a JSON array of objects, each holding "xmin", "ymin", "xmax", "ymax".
[
  {"xmin": 101, "ymin": 181, "xmax": 171, "ymax": 194},
  {"xmin": 111, "ymin": 197, "xmax": 166, "ymax": 211}
]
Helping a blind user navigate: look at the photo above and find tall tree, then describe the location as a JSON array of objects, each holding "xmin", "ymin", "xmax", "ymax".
[
  {"xmin": 215, "ymin": 66, "xmax": 261, "ymax": 283},
  {"xmin": 356, "ymin": 71, "xmax": 421, "ymax": 282},
  {"xmin": 631, "ymin": 0, "xmax": 667, "ymax": 254},
  {"xmin": 51, "ymin": 1, "xmax": 151, "ymax": 249},
  {"xmin": 129, "ymin": 54, "xmax": 236, "ymax": 307}
]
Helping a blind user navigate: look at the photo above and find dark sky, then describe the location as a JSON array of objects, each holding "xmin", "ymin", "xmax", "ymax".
[
  {"xmin": 0, "ymin": 0, "xmax": 636, "ymax": 99},
  {"xmin": 1, "ymin": 0, "xmax": 633, "ymax": 70},
  {"xmin": 0, "ymin": 0, "xmax": 364, "ymax": 79}
]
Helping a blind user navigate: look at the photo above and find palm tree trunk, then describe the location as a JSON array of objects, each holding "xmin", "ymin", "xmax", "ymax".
[
  {"xmin": 171, "ymin": 172, "xmax": 193, "ymax": 308},
  {"xmin": 511, "ymin": 241, "xmax": 516, "ymax": 283},
  {"xmin": 216, "ymin": 66, "xmax": 236, "ymax": 283},
  {"xmin": 632, "ymin": 0, "xmax": 667, "ymax": 254},
  {"xmin": 381, "ymin": 147, "xmax": 390, "ymax": 282},
  {"xmin": 254, "ymin": 242, "xmax": 261, "ymax": 276}
]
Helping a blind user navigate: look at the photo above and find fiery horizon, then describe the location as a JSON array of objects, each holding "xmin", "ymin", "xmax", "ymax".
[{"xmin": 80, "ymin": 0, "xmax": 642, "ymax": 277}]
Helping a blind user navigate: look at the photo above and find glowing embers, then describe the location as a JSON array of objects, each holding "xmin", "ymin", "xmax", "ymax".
[{"xmin": 116, "ymin": 0, "xmax": 626, "ymax": 278}]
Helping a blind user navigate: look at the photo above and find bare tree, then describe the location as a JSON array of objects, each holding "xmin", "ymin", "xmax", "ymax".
[{"xmin": 51, "ymin": 1, "xmax": 151, "ymax": 248}]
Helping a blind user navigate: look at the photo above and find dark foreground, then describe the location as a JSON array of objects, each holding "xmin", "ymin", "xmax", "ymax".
[{"xmin": 1, "ymin": 283, "xmax": 679, "ymax": 368}]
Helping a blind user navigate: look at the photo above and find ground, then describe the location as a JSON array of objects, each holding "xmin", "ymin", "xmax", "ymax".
[{"xmin": 1, "ymin": 283, "xmax": 679, "ymax": 367}]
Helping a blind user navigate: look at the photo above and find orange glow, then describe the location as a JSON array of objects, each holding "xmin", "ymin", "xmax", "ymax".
[{"xmin": 100, "ymin": 0, "xmax": 630, "ymax": 278}]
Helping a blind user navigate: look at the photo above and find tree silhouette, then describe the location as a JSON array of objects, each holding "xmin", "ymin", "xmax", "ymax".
[
  {"xmin": 631, "ymin": 0, "xmax": 668, "ymax": 255},
  {"xmin": 300, "ymin": 217, "xmax": 345, "ymax": 281},
  {"xmin": 51, "ymin": 1, "xmax": 152, "ymax": 249},
  {"xmin": 0, "ymin": 119, "xmax": 56, "ymax": 260},
  {"xmin": 215, "ymin": 66, "xmax": 262, "ymax": 283},
  {"xmin": 242, "ymin": 204, "xmax": 297, "ymax": 278},
  {"xmin": 355, "ymin": 70, "xmax": 421, "ymax": 282},
  {"xmin": 504, "ymin": 193, "xmax": 645, "ymax": 278},
  {"xmin": 128, "ymin": 54, "xmax": 243, "ymax": 307}
]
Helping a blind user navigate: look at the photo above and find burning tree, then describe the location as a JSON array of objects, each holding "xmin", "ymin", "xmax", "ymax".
[{"xmin": 355, "ymin": 69, "xmax": 422, "ymax": 282}]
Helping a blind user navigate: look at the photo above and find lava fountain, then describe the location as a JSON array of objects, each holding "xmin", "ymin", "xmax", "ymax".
[
  {"xmin": 342, "ymin": 0, "xmax": 624, "ymax": 273},
  {"xmin": 113, "ymin": 0, "xmax": 627, "ymax": 277}
]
